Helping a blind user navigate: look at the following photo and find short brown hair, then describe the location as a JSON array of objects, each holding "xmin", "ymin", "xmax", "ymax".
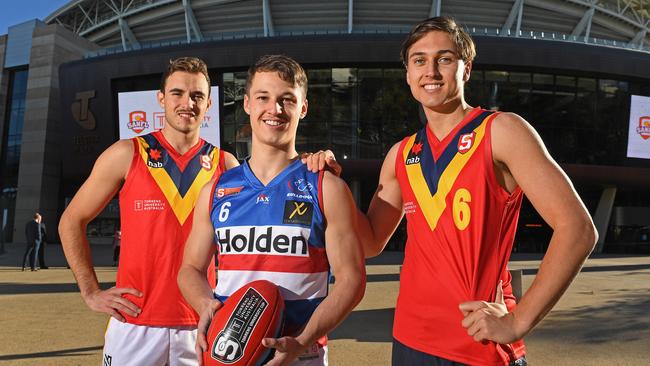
[
  {"xmin": 245, "ymin": 55, "xmax": 308, "ymax": 97},
  {"xmin": 160, "ymin": 57, "xmax": 211, "ymax": 94},
  {"xmin": 400, "ymin": 16, "xmax": 476, "ymax": 66}
]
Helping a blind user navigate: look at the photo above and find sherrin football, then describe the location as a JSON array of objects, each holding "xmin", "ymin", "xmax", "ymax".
[{"xmin": 204, "ymin": 280, "xmax": 285, "ymax": 366}]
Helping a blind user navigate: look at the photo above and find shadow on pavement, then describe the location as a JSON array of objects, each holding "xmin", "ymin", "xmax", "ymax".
[
  {"xmin": 0, "ymin": 346, "xmax": 104, "ymax": 361},
  {"xmin": 0, "ymin": 281, "xmax": 115, "ymax": 295},
  {"xmin": 330, "ymin": 308, "xmax": 395, "ymax": 343},
  {"xmin": 367, "ymin": 273, "xmax": 399, "ymax": 283},
  {"xmin": 522, "ymin": 263, "xmax": 650, "ymax": 275},
  {"xmin": 532, "ymin": 290, "xmax": 650, "ymax": 344}
]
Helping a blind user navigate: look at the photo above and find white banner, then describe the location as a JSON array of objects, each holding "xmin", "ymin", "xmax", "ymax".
[
  {"xmin": 117, "ymin": 87, "xmax": 220, "ymax": 146},
  {"xmin": 627, "ymin": 95, "xmax": 650, "ymax": 159}
]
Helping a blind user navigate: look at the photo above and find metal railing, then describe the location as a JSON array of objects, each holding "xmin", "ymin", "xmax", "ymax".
[{"xmin": 84, "ymin": 26, "xmax": 650, "ymax": 59}]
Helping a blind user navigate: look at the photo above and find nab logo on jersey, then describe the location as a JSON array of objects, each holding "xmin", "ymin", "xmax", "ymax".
[
  {"xmin": 406, "ymin": 142, "xmax": 423, "ymax": 165},
  {"xmin": 283, "ymin": 200, "xmax": 313, "ymax": 226},
  {"xmin": 458, "ymin": 132, "xmax": 476, "ymax": 154},
  {"xmin": 147, "ymin": 148, "xmax": 164, "ymax": 168}
]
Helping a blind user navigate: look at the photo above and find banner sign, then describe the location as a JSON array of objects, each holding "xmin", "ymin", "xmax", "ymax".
[
  {"xmin": 117, "ymin": 87, "xmax": 220, "ymax": 146},
  {"xmin": 627, "ymin": 95, "xmax": 650, "ymax": 159}
]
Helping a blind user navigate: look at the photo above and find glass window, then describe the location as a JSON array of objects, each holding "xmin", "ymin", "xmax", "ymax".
[
  {"xmin": 596, "ymin": 79, "xmax": 629, "ymax": 165},
  {"xmin": 0, "ymin": 69, "xmax": 29, "ymax": 242},
  {"xmin": 221, "ymin": 71, "xmax": 249, "ymax": 159},
  {"xmin": 358, "ymin": 69, "xmax": 383, "ymax": 159},
  {"xmin": 380, "ymin": 69, "xmax": 421, "ymax": 151},
  {"xmin": 298, "ymin": 69, "xmax": 332, "ymax": 154},
  {"xmin": 330, "ymin": 68, "xmax": 358, "ymax": 159}
]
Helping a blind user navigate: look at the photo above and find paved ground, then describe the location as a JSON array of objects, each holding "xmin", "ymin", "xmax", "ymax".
[{"xmin": 1, "ymin": 242, "xmax": 649, "ymax": 365}]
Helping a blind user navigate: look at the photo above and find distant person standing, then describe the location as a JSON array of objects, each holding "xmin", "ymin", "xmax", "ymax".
[
  {"xmin": 112, "ymin": 229, "xmax": 121, "ymax": 266},
  {"xmin": 37, "ymin": 217, "xmax": 48, "ymax": 269},
  {"xmin": 22, "ymin": 213, "xmax": 42, "ymax": 271}
]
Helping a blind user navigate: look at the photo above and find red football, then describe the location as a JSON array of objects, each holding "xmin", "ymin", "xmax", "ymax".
[{"xmin": 204, "ymin": 280, "xmax": 285, "ymax": 366}]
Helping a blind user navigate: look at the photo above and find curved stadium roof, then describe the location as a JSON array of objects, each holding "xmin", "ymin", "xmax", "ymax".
[{"xmin": 44, "ymin": 0, "xmax": 650, "ymax": 54}]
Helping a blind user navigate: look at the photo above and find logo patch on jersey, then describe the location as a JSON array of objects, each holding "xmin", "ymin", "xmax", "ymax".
[
  {"xmin": 403, "ymin": 201, "xmax": 417, "ymax": 214},
  {"xmin": 200, "ymin": 154, "xmax": 212, "ymax": 170},
  {"xmin": 405, "ymin": 142, "xmax": 423, "ymax": 165},
  {"xmin": 457, "ymin": 132, "xmax": 476, "ymax": 154},
  {"xmin": 290, "ymin": 178, "xmax": 314, "ymax": 192},
  {"xmin": 134, "ymin": 199, "xmax": 165, "ymax": 211},
  {"xmin": 216, "ymin": 225, "xmax": 310, "ymax": 256},
  {"xmin": 217, "ymin": 186, "xmax": 244, "ymax": 198},
  {"xmin": 256, "ymin": 194, "xmax": 270, "ymax": 204},
  {"xmin": 283, "ymin": 200, "xmax": 313, "ymax": 226},
  {"xmin": 147, "ymin": 148, "xmax": 164, "ymax": 168},
  {"xmin": 103, "ymin": 354, "xmax": 112, "ymax": 366}
]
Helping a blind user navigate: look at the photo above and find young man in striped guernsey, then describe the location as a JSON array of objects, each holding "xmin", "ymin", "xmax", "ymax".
[
  {"xmin": 308, "ymin": 17, "xmax": 597, "ymax": 366},
  {"xmin": 60, "ymin": 57, "xmax": 239, "ymax": 365},
  {"xmin": 178, "ymin": 55, "xmax": 366, "ymax": 366}
]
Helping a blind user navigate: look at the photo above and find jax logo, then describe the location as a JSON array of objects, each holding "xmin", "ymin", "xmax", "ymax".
[
  {"xmin": 128, "ymin": 111, "xmax": 149, "ymax": 133},
  {"xmin": 637, "ymin": 116, "xmax": 650, "ymax": 140},
  {"xmin": 406, "ymin": 142, "xmax": 422, "ymax": 165},
  {"xmin": 256, "ymin": 194, "xmax": 270, "ymax": 204}
]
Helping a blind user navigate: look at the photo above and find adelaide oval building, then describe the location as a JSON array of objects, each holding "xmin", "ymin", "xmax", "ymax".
[{"xmin": 1, "ymin": 0, "xmax": 649, "ymax": 252}]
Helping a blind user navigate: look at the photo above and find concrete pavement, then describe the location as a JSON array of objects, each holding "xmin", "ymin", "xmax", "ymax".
[{"xmin": 1, "ymin": 242, "xmax": 649, "ymax": 365}]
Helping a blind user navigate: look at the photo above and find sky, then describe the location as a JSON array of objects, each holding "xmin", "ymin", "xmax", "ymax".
[{"xmin": 0, "ymin": 0, "xmax": 70, "ymax": 34}]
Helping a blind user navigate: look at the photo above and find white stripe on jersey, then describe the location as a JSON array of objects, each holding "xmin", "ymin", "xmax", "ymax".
[{"xmin": 215, "ymin": 270, "xmax": 328, "ymax": 301}]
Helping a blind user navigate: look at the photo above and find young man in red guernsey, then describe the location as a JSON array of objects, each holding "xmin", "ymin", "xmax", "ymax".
[
  {"xmin": 307, "ymin": 17, "xmax": 597, "ymax": 365},
  {"xmin": 59, "ymin": 57, "xmax": 239, "ymax": 365}
]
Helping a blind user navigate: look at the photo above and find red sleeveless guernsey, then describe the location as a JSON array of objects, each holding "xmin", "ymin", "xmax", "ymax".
[
  {"xmin": 393, "ymin": 108, "xmax": 526, "ymax": 365},
  {"xmin": 118, "ymin": 131, "xmax": 224, "ymax": 326}
]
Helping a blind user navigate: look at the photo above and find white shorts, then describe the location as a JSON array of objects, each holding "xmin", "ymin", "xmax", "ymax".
[{"xmin": 102, "ymin": 318, "xmax": 198, "ymax": 366}]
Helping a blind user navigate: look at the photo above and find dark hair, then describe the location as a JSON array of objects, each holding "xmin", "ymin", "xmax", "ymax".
[
  {"xmin": 160, "ymin": 57, "xmax": 211, "ymax": 94},
  {"xmin": 245, "ymin": 55, "xmax": 308, "ymax": 97},
  {"xmin": 400, "ymin": 16, "xmax": 476, "ymax": 66}
]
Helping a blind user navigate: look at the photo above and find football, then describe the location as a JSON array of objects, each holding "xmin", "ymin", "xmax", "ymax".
[{"xmin": 204, "ymin": 280, "xmax": 285, "ymax": 366}]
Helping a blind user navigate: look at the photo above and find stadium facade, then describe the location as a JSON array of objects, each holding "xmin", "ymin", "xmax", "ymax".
[{"xmin": 1, "ymin": 0, "xmax": 649, "ymax": 252}]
